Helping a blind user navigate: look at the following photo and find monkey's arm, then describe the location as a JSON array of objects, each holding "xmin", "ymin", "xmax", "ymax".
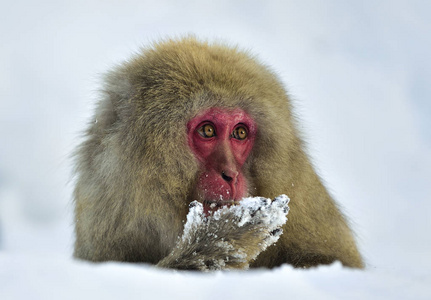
[{"xmin": 156, "ymin": 195, "xmax": 289, "ymax": 271}]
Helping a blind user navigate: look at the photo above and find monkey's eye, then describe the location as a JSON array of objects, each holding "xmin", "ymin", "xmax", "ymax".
[
  {"xmin": 232, "ymin": 126, "xmax": 248, "ymax": 140},
  {"xmin": 197, "ymin": 124, "xmax": 216, "ymax": 138}
]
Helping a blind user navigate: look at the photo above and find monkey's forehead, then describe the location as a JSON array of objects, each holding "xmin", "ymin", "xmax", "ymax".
[{"xmin": 188, "ymin": 107, "xmax": 255, "ymax": 125}]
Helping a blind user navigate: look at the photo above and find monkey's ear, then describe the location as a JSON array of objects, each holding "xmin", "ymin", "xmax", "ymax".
[
  {"xmin": 157, "ymin": 195, "xmax": 290, "ymax": 271},
  {"xmin": 92, "ymin": 97, "xmax": 119, "ymax": 133},
  {"xmin": 95, "ymin": 68, "xmax": 135, "ymax": 131}
]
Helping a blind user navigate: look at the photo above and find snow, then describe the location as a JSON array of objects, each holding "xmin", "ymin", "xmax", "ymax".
[
  {"xmin": 1, "ymin": 254, "xmax": 430, "ymax": 300},
  {"xmin": 160, "ymin": 196, "xmax": 289, "ymax": 270},
  {"xmin": 182, "ymin": 201, "xmax": 205, "ymax": 242},
  {"xmin": 218, "ymin": 195, "xmax": 289, "ymax": 228},
  {"xmin": 178, "ymin": 195, "xmax": 289, "ymax": 269},
  {"xmin": 1, "ymin": 0, "xmax": 431, "ymax": 299}
]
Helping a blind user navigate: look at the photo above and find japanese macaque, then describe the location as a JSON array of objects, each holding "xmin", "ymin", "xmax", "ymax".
[{"xmin": 73, "ymin": 37, "xmax": 363, "ymax": 270}]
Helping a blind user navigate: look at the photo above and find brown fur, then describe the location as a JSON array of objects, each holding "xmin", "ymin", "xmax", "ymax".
[{"xmin": 73, "ymin": 37, "xmax": 363, "ymax": 269}]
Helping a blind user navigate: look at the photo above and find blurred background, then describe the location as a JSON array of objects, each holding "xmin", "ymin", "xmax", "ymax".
[{"xmin": 1, "ymin": 0, "xmax": 430, "ymax": 275}]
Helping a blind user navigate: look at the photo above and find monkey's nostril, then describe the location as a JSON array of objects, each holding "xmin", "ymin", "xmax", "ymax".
[{"xmin": 221, "ymin": 171, "xmax": 233, "ymax": 182}]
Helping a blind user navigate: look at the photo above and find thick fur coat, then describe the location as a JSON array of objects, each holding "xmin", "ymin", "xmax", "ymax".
[{"xmin": 73, "ymin": 37, "xmax": 363, "ymax": 269}]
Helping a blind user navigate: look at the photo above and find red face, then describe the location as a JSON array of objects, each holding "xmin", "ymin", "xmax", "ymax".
[{"xmin": 187, "ymin": 108, "xmax": 257, "ymax": 215}]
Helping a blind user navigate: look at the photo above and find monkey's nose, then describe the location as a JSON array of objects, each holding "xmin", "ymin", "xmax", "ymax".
[
  {"xmin": 221, "ymin": 171, "xmax": 233, "ymax": 182},
  {"xmin": 221, "ymin": 170, "xmax": 238, "ymax": 183}
]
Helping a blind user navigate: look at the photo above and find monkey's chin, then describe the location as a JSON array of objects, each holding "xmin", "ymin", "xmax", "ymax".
[{"xmin": 202, "ymin": 199, "xmax": 240, "ymax": 216}]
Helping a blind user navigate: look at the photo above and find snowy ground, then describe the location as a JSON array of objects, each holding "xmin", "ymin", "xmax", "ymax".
[
  {"xmin": 2, "ymin": 255, "xmax": 430, "ymax": 300},
  {"xmin": 1, "ymin": 0, "xmax": 431, "ymax": 299}
]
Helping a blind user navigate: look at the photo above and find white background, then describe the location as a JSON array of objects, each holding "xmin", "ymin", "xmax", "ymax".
[{"xmin": 1, "ymin": 0, "xmax": 430, "ymax": 299}]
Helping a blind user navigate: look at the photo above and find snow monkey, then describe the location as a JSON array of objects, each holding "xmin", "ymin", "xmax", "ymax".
[{"xmin": 73, "ymin": 37, "xmax": 363, "ymax": 270}]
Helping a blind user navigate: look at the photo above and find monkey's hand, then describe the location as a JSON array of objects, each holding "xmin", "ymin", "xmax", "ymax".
[{"xmin": 156, "ymin": 195, "xmax": 290, "ymax": 271}]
